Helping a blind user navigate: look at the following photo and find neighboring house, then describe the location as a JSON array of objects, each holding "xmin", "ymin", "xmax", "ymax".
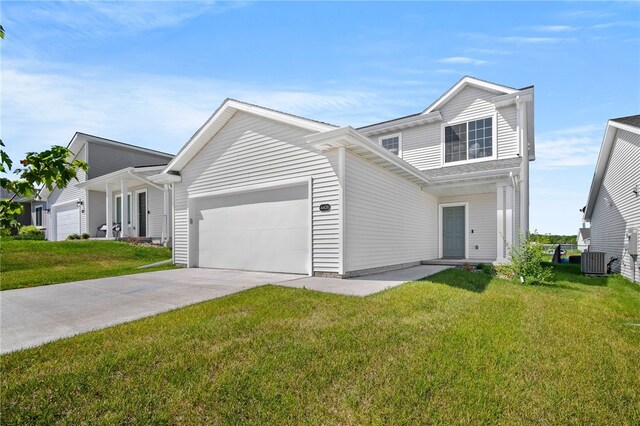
[
  {"xmin": 577, "ymin": 227, "xmax": 590, "ymax": 252},
  {"xmin": 0, "ymin": 188, "xmax": 46, "ymax": 234},
  {"xmin": 152, "ymin": 76, "xmax": 535, "ymax": 277},
  {"xmin": 584, "ymin": 115, "xmax": 640, "ymax": 283},
  {"xmin": 40, "ymin": 133, "xmax": 174, "ymax": 242}
]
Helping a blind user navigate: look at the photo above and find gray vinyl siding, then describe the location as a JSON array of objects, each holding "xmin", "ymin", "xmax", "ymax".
[
  {"xmin": 47, "ymin": 143, "xmax": 88, "ymax": 237},
  {"xmin": 173, "ymin": 111, "xmax": 341, "ymax": 273},
  {"xmin": 87, "ymin": 142, "xmax": 172, "ymax": 179},
  {"xmin": 88, "ymin": 190, "xmax": 106, "ymax": 237},
  {"xmin": 439, "ymin": 192, "xmax": 498, "ymax": 259},
  {"xmin": 345, "ymin": 151, "xmax": 437, "ymax": 272},
  {"xmin": 147, "ymin": 185, "xmax": 169, "ymax": 239},
  {"xmin": 589, "ymin": 129, "xmax": 640, "ymax": 282},
  {"xmin": 373, "ymin": 86, "xmax": 520, "ymax": 170}
]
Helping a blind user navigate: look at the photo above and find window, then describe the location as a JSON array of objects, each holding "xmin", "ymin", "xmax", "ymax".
[
  {"xmin": 115, "ymin": 196, "xmax": 122, "ymax": 224},
  {"xmin": 115, "ymin": 194, "xmax": 131, "ymax": 225},
  {"xmin": 444, "ymin": 117, "xmax": 493, "ymax": 164},
  {"xmin": 379, "ymin": 133, "xmax": 401, "ymax": 156},
  {"xmin": 35, "ymin": 206, "xmax": 43, "ymax": 227}
]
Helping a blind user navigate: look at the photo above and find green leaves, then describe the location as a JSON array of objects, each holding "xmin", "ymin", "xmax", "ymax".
[{"xmin": 0, "ymin": 141, "xmax": 90, "ymax": 231}]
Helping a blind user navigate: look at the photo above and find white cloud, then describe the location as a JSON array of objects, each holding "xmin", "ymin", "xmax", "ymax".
[
  {"xmin": 1, "ymin": 61, "xmax": 386, "ymax": 163},
  {"xmin": 530, "ymin": 25, "xmax": 580, "ymax": 32},
  {"xmin": 437, "ymin": 56, "xmax": 488, "ymax": 66},
  {"xmin": 502, "ymin": 36, "xmax": 563, "ymax": 44},
  {"xmin": 535, "ymin": 124, "xmax": 603, "ymax": 169}
]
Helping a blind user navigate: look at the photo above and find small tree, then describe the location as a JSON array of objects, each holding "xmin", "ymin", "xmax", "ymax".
[
  {"xmin": 0, "ymin": 140, "xmax": 88, "ymax": 230},
  {"xmin": 509, "ymin": 232, "xmax": 553, "ymax": 285}
]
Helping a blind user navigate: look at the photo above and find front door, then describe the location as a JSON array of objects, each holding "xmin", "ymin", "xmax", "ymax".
[
  {"xmin": 442, "ymin": 206, "xmax": 465, "ymax": 258},
  {"xmin": 137, "ymin": 191, "xmax": 147, "ymax": 237}
]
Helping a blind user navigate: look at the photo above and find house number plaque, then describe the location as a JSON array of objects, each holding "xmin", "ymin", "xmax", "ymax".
[{"xmin": 319, "ymin": 204, "xmax": 331, "ymax": 212}]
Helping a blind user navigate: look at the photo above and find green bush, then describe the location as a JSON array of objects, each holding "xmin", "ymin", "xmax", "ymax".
[
  {"xmin": 66, "ymin": 233, "xmax": 81, "ymax": 240},
  {"xmin": 81, "ymin": 233, "xmax": 90, "ymax": 240},
  {"xmin": 476, "ymin": 263, "xmax": 495, "ymax": 275},
  {"xmin": 508, "ymin": 233, "xmax": 553, "ymax": 285},
  {"xmin": 16, "ymin": 225, "xmax": 45, "ymax": 240}
]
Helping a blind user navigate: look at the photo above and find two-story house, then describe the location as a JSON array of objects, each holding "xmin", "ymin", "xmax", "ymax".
[
  {"xmin": 41, "ymin": 133, "xmax": 174, "ymax": 242},
  {"xmin": 151, "ymin": 76, "xmax": 535, "ymax": 277}
]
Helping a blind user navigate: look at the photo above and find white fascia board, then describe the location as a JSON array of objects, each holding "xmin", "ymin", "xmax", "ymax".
[
  {"xmin": 492, "ymin": 88, "xmax": 534, "ymax": 108},
  {"xmin": 423, "ymin": 76, "xmax": 518, "ymax": 114},
  {"xmin": 610, "ymin": 120, "xmax": 640, "ymax": 135},
  {"xmin": 428, "ymin": 167, "xmax": 521, "ymax": 184},
  {"xmin": 163, "ymin": 99, "xmax": 336, "ymax": 174},
  {"xmin": 358, "ymin": 111, "xmax": 443, "ymax": 136},
  {"xmin": 76, "ymin": 167, "xmax": 136, "ymax": 188},
  {"xmin": 148, "ymin": 173, "xmax": 182, "ymax": 184},
  {"xmin": 584, "ymin": 122, "xmax": 617, "ymax": 221},
  {"xmin": 307, "ymin": 126, "xmax": 431, "ymax": 185}
]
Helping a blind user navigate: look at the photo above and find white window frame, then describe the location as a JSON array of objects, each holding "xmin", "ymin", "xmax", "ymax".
[
  {"xmin": 438, "ymin": 202, "xmax": 469, "ymax": 259},
  {"xmin": 35, "ymin": 206, "xmax": 43, "ymax": 227},
  {"xmin": 378, "ymin": 133, "xmax": 403, "ymax": 157},
  {"xmin": 134, "ymin": 188, "xmax": 148, "ymax": 237},
  {"xmin": 115, "ymin": 192, "xmax": 132, "ymax": 226},
  {"xmin": 440, "ymin": 113, "xmax": 497, "ymax": 167}
]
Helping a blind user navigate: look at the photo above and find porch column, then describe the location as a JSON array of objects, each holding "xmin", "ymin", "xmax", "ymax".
[
  {"xmin": 120, "ymin": 178, "xmax": 128, "ymax": 237},
  {"xmin": 105, "ymin": 183, "xmax": 113, "ymax": 238},
  {"xmin": 497, "ymin": 183, "xmax": 505, "ymax": 260},
  {"xmin": 505, "ymin": 184, "xmax": 514, "ymax": 254},
  {"xmin": 162, "ymin": 184, "xmax": 169, "ymax": 244}
]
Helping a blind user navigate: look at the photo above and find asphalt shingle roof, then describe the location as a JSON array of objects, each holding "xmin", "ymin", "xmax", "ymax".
[{"xmin": 611, "ymin": 114, "xmax": 640, "ymax": 128}]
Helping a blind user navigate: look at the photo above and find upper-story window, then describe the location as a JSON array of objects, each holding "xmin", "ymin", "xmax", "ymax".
[
  {"xmin": 444, "ymin": 117, "xmax": 493, "ymax": 164},
  {"xmin": 379, "ymin": 133, "xmax": 401, "ymax": 156}
]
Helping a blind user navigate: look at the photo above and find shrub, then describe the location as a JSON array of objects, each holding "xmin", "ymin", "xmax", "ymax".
[
  {"xmin": 508, "ymin": 233, "xmax": 553, "ymax": 285},
  {"xmin": 81, "ymin": 233, "xmax": 90, "ymax": 240},
  {"xmin": 476, "ymin": 263, "xmax": 495, "ymax": 275},
  {"xmin": 66, "ymin": 233, "xmax": 81, "ymax": 240},
  {"xmin": 16, "ymin": 225, "xmax": 45, "ymax": 240}
]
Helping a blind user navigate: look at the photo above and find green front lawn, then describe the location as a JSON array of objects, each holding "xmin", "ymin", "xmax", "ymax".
[
  {"xmin": 0, "ymin": 239, "xmax": 174, "ymax": 290},
  {"xmin": 2, "ymin": 265, "xmax": 639, "ymax": 424}
]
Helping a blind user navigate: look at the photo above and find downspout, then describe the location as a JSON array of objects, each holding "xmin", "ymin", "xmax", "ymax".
[{"xmin": 517, "ymin": 95, "xmax": 530, "ymax": 237}]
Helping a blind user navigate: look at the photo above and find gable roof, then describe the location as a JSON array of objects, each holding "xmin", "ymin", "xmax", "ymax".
[
  {"xmin": 39, "ymin": 133, "xmax": 174, "ymax": 200},
  {"xmin": 584, "ymin": 115, "xmax": 640, "ymax": 221},
  {"xmin": 423, "ymin": 76, "xmax": 518, "ymax": 114},
  {"xmin": 578, "ymin": 227, "xmax": 590, "ymax": 240},
  {"xmin": 162, "ymin": 98, "xmax": 338, "ymax": 173},
  {"xmin": 357, "ymin": 76, "xmax": 528, "ymax": 138}
]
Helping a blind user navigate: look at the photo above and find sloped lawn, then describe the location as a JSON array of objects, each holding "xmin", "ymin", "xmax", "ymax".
[
  {"xmin": 1, "ymin": 264, "xmax": 639, "ymax": 424},
  {"xmin": 0, "ymin": 240, "xmax": 174, "ymax": 290}
]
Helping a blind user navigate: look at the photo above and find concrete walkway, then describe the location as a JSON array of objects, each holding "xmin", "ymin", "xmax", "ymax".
[
  {"xmin": 280, "ymin": 265, "xmax": 450, "ymax": 296},
  {"xmin": 1, "ymin": 264, "xmax": 449, "ymax": 354}
]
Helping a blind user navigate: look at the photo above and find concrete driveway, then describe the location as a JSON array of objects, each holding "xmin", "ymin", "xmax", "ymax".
[
  {"xmin": 0, "ymin": 268, "xmax": 301, "ymax": 354},
  {"xmin": 1, "ymin": 264, "xmax": 449, "ymax": 354}
]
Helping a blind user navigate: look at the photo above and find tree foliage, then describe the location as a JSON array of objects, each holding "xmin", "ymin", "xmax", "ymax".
[
  {"xmin": 529, "ymin": 231, "xmax": 577, "ymax": 245},
  {"xmin": 0, "ymin": 140, "xmax": 89, "ymax": 230}
]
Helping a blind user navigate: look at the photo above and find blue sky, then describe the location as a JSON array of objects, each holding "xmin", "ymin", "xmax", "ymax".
[{"xmin": 1, "ymin": 1, "xmax": 639, "ymax": 234}]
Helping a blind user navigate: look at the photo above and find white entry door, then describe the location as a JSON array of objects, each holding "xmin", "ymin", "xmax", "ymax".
[
  {"xmin": 192, "ymin": 184, "xmax": 310, "ymax": 274},
  {"xmin": 54, "ymin": 203, "xmax": 79, "ymax": 241}
]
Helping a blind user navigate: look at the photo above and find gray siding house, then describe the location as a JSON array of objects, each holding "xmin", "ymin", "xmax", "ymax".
[
  {"xmin": 41, "ymin": 133, "xmax": 174, "ymax": 242},
  {"xmin": 152, "ymin": 76, "xmax": 535, "ymax": 277},
  {"xmin": 584, "ymin": 115, "xmax": 640, "ymax": 283}
]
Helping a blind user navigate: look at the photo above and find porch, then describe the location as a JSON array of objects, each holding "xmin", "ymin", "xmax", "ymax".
[{"xmin": 77, "ymin": 166, "xmax": 171, "ymax": 243}]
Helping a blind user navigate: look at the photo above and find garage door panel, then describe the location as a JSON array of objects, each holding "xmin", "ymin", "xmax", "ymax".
[
  {"xmin": 194, "ymin": 184, "xmax": 310, "ymax": 274},
  {"xmin": 54, "ymin": 204, "xmax": 79, "ymax": 241}
]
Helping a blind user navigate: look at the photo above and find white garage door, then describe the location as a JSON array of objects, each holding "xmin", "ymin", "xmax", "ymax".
[
  {"xmin": 54, "ymin": 203, "xmax": 79, "ymax": 241},
  {"xmin": 193, "ymin": 184, "xmax": 310, "ymax": 274}
]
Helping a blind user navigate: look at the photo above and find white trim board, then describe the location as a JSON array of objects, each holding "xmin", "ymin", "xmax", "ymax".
[{"xmin": 438, "ymin": 202, "xmax": 470, "ymax": 259}]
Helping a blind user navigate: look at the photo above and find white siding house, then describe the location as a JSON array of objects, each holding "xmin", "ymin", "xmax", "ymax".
[
  {"xmin": 157, "ymin": 76, "xmax": 535, "ymax": 277},
  {"xmin": 584, "ymin": 116, "xmax": 640, "ymax": 283},
  {"xmin": 41, "ymin": 133, "xmax": 174, "ymax": 242}
]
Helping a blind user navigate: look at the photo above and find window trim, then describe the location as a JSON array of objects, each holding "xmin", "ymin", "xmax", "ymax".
[
  {"xmin": 378, "ymin": 132, "xmax": 403, "ymax": 157},
  {"xmin": 440, "ymin": 113, "xmax": 497, "ymax": 167},
  {"xmin": 35, "ymin": 206, "xmax": 43, "ymax": 227},
  {"xmin": 115, "ymin": 192, "xmax": 132, "ymax": 226}
]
